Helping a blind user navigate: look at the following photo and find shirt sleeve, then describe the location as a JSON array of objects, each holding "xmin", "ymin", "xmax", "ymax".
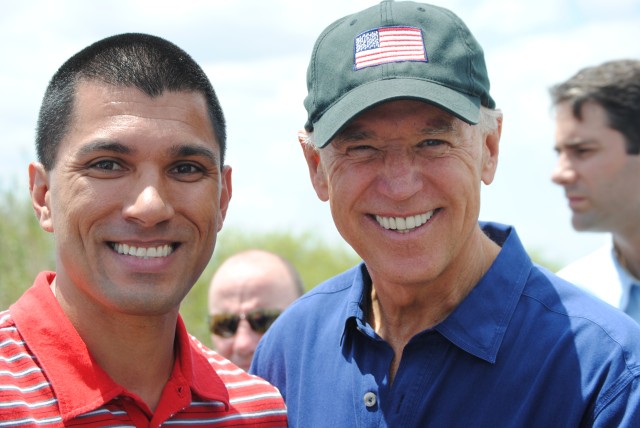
[{"xmin": 591, "ymin": 374, "xmax": 640, "ymax": 427}]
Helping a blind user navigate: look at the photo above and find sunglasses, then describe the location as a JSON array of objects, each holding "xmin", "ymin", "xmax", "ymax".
[{"xmin": 208, "ymin": 308, "xmax": 282, "ymax": 338}]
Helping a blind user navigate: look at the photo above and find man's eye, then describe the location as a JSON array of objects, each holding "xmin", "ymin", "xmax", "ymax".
[
  {"xmin": 419, "ymin": 139, "xmax": 445, "ymax": 148},
  {"xmin": 91, "ymin": 160, "xmax": 122, "ymax": 170},
  {"xmin": 345, "ymin": 145, "xmax": 377, "ymax": 155},
  {"xmin": 172, "ymin": 163, "xmax": 204, "ymax": 175},
  {"xmin": 567, "ymin": 147, "xmax": 593, "ymax": 158},
  {"xmin": 418, "ymin": 139, "xmax": 450, "ymax": 158},
  {"xmin": 349, "ymin": 144, "xmax": 374, "ymax": 151}
]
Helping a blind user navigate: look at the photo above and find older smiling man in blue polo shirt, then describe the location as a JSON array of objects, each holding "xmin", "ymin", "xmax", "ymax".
[{"xmin": 251, "ymin": 1, "xmax": 640, "ymax": 427}]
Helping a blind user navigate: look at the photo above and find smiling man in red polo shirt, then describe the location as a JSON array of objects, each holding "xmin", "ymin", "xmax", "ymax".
[{"xmin": 0, "ymin": 33, "xmax": 287, "ymax": 427}]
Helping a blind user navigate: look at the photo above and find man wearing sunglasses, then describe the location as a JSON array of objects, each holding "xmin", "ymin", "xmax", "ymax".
[{"xmin": 208, "ymin": 249, "xmax": 304, "ymax": 371}]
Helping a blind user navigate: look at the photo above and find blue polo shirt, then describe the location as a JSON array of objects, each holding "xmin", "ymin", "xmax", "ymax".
[{"xmin": 252, "ymin": 222, "xmax": 640, "ymax": 427}]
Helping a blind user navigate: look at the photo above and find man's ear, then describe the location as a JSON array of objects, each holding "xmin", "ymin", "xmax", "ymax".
[
  {"xmin": 298, "ymin": 131, "xmax": 329, "ymax": 202},
  {"xmin": 481, "ymin": 113, "xmax": 502, "ymax": 185},
  {"xmin": 29, "ymin": 162, "xmax": 54, "ymax": 233},
  {"xmin": 216, "ymin": 165, "xmax": 232, "ymax": 232}
]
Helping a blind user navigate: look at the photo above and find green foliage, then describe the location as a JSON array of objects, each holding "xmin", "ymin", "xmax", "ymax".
[{"xmin": 0, "ymin": 187, "xmax": 55, "ymax": 309}]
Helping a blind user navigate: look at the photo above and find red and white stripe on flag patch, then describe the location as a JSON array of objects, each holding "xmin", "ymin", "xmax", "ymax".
[{"xmin": 354, "ymin": 26, "xmax": 427, "ymax": 70}]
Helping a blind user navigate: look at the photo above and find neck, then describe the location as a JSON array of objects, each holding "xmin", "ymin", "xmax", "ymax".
[
  {"xmin": 614, "ymin": 239, "xmax": 640, "ymax": 279},
  {"xmin": 367, "ymin": 230, "xmax": 500, "ymax": 381},
  {"xmin": 53, "ymin": 279, "xmax": 178, "ymax": 411},
  {"xmin": 86, "ymin": 317, "xmax": 177, "ymax": 412}
]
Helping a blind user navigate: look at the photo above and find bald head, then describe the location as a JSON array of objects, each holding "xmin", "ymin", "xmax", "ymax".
[{"xmin": 207, "ymin": 249, "xmax": 303, "ymax": 370}]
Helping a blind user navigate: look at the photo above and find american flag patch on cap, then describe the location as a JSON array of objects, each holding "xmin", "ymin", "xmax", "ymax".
[{"xmin": 354, "ymin": 26, "xmax": 427, "ymax": 70}]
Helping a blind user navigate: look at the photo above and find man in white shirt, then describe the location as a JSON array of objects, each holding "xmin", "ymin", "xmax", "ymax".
[{"xmin": 551, "ymin": 59, "xmax": 640, "ymax": 322}]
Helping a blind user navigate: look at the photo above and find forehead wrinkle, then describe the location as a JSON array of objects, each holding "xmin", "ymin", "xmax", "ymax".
[{"xmin": 419, "ymin": 117, "xmax": 457, "ymax": 135}]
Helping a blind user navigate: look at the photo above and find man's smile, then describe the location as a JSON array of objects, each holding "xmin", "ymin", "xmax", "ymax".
[
  {"xmin": 374, "ymin": 210, "xmax": 436, "ymax": 233},
  {"xmin": 109, "ymin": 242, "xmax": 176, "ymax": 259}
]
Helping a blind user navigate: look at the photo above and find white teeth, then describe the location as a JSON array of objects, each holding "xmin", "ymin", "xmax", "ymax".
[
  {"xmin": 375, "ymin": 211, "xmax": 434, "ymax": 232},
  {"xmin": 113, "ymin": 243, "xmax": 174, "ymax": 259}
]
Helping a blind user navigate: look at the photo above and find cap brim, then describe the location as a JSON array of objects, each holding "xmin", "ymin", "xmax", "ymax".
[{"xmin": 311, "ymin": 78, "xmax": 481, "ymax": 148}]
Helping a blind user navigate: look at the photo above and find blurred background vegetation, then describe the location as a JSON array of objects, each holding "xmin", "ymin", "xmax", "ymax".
[{"xmin": 0, "ymin": 185, "xmax": 559, "ymax": 348}]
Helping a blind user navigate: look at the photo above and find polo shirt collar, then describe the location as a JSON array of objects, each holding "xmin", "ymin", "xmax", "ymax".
[
  {"xmin": 11, "ymin": 272, "xmax": 229, "ymax": 421},
  {"xmin": 609, "ymin": 242, "xmax": 640, "ymax": 310},
  {"xmin": 337, "ymin": 263, "xmax": 376, "ymax": 346},
  {"xmin": 341, "ymin": 222, "xmax": 529, "ymax": 364},
  {"xmin": 436, "ymin": 223, "xmax": 529, "ymax": 363}
]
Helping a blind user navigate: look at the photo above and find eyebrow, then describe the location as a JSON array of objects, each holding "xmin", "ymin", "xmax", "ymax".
[
  {"xmin": 554, "ymin": 138, "xmax": 597, "ymax": 152},
  {"xmin": 334, "ymin": 129, "xmax": 373, "ymax": 143},
  {"xmin": 556, "ymin": 138, "xmax": 595, "ymax": 148},
  {"xmin": 169, "ymin": 144, "xmax": 219, "ymax": 165},
  {"xmin": 77, "ymin": 141, "xmax": 134, "ymax": 157},
  {"xmin": 564, "ymin": 139, "xmax": 594, "ymax": 146},
  {"xmin": 415, "ymin": 115, "xmax": 458, "ymax": 134}
]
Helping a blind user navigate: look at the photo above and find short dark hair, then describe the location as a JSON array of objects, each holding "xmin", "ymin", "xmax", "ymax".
[
  {"xmin": 549, "ymin": 59, "xmax": 640, "ymax": 155},
  {"xmin": 36, "ymin": 33, "xmax": 226, "ymax": 170}
]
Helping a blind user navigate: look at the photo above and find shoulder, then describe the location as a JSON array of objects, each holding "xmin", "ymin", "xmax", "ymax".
[
  {"xmin": 186, "ymin": 335, "xmax": 287, "ymax": 422},
  {"xmin": 523, "ymin": 265, "xmax": 640, "ymax": 364},
  {"xmin": 0, "ymin": 311, "xmax": 59, "ymax": 423},
  {"xmin": 189, "ymin": 334, "xmax": 282, "ymax": 391},
  {"xmin": 274, "ymin": 263, "xmax": 363, "ymax": 323},
  {"xmin": 0, "ymin": 309, "xmax": 24, "ymax": 355},
  {"xmin": 0, "ymin": 309, "xmax": 14, "ymax": 329},
  {"xmin": 251, "ymin": 264, "xmax": 364, "ymax": 379},
  {"xmin": 0, "ymin": 309, "xmax": 23, "ymax": 354},
  {"xmin": 526, "ymin": 264, "xmax": 624, "ymax": 324},
  {"xmin": 514, "ymin": 267, "xmax": 640, "ymax": 418},
  {"xmin": 269, "ymin": 263, "xmax": 362, "ymax": 322}
]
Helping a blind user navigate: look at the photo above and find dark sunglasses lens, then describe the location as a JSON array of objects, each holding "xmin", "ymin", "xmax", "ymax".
[
  {"xmin": 247, "ymin": 310, "xmax": 281, "ymax": 333},
  {"xmin": 210, "ymin": 314, "xmax": 240, "ymax": 337}
]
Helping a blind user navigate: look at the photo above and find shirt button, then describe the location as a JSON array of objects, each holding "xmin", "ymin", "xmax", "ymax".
[{"xmin": 363, "ymin": 392, "xmax": 377, "ymax": 408}]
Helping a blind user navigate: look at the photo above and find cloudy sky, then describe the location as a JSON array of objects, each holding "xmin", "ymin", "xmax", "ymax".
[{"xmin": 1, "ymin": 0, "xmax": 639, "ymax": 266}]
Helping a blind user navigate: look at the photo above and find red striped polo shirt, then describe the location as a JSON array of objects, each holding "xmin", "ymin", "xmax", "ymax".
[{"xmin": 0, "ymin": 272, "xmax": 287, "ymax": 427}]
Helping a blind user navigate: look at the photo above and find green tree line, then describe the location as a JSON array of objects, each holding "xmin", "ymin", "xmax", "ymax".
[{"xmin": 0, "ymin": 186, "xmax": 559, "ymax": 347}]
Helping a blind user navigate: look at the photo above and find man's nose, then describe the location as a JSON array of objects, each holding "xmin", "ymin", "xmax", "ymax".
[
  {"xmin": 551, "ymin": 153, "xmax": 577, "ymax": 186},
  {"xmin": 378, "ymin": 151, "xmax": 423, "ymax": 200},
  {"xmin": 123, "ymin": 174, "xmax": 175, "ymax": 226},
  {"xmin": 233, "ymin": 319, "xmax": 261, "ymax": 357}
]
